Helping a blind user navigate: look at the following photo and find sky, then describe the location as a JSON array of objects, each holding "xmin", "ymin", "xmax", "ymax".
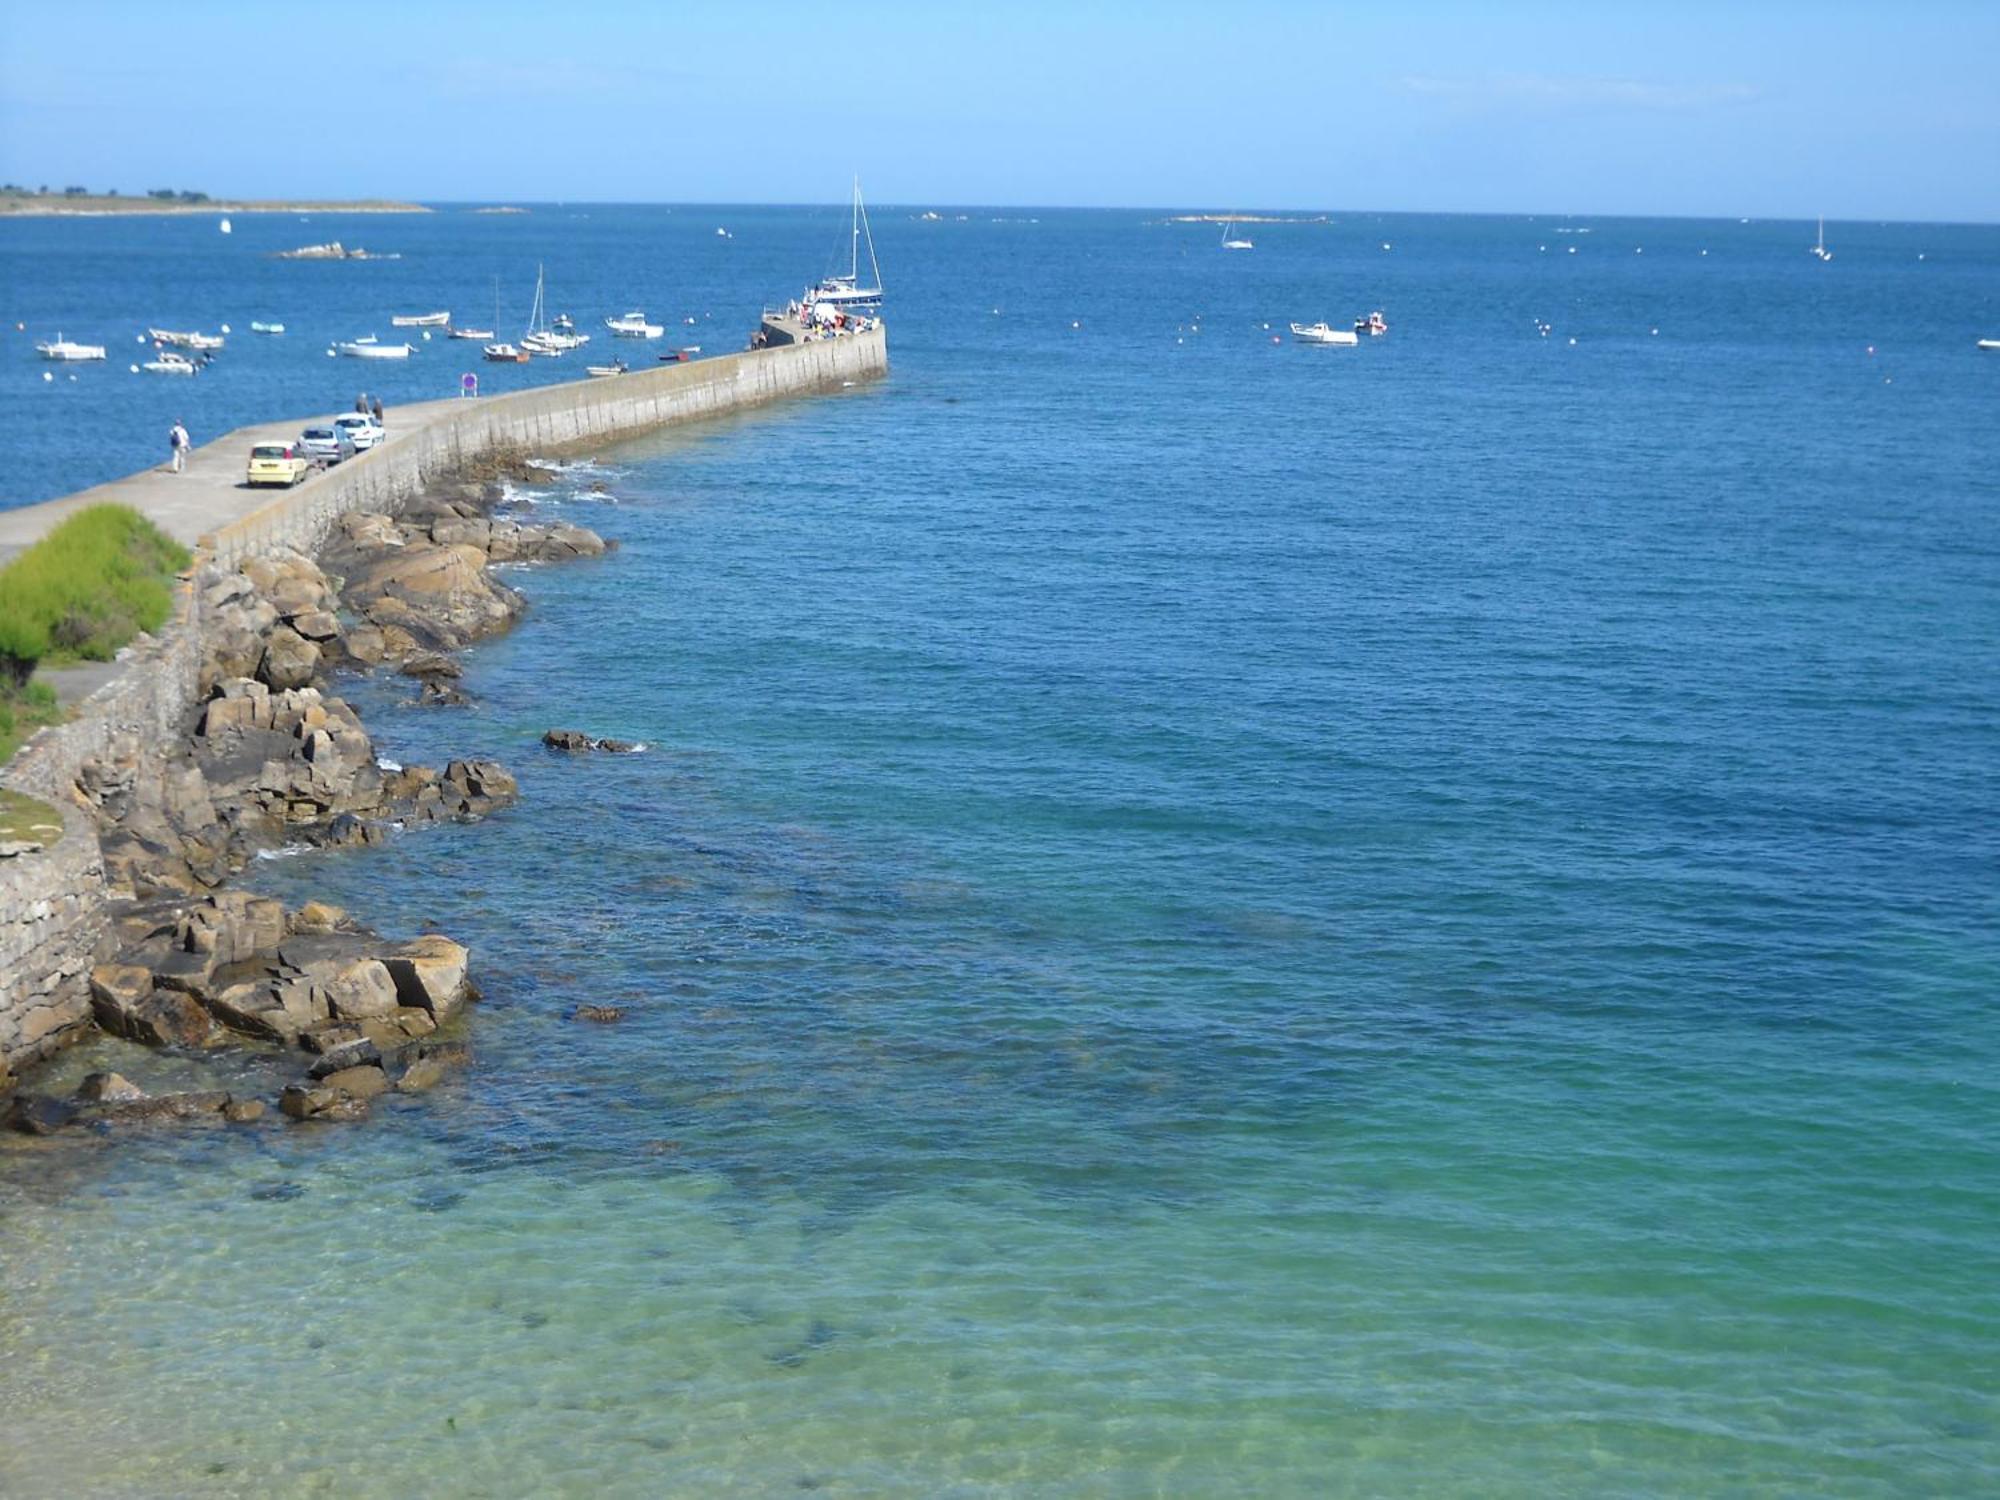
[{"xmin": 1, "ymin": 0, "xmax": 1996, "ymax": 221}]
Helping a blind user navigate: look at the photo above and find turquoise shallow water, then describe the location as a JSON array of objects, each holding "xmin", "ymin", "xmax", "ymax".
[{"xmin": 3, "ymin": 209, "xmax": 2000, "ymax": 1495}]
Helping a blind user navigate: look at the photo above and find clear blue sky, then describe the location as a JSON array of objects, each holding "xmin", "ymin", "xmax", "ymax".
[{"xmin": 2, "ymin": 0, "xmax": 1995, "ymax": 221}]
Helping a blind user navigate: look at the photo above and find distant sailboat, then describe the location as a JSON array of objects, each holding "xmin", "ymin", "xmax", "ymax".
[
  {"xmin": 1812, "ymin": 217, "xmax": 1833, "ymax": 262},
  {"xmin": 1220, "ymin": 215, "xmax": 1254, "ymax": 251}
]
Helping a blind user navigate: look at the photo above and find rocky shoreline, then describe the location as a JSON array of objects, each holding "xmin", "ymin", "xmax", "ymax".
[{"xmin": 3, "ymin": 457, "xmax": 612, "ymax": 1135}]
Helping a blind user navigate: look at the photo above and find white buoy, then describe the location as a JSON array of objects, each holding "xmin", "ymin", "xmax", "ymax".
[
  {"xmin": 220, "ymin": 217, "xmax": 232, "ymax": 234},
  {"xmin": 136, "ymin": 333, "xmax": 147, "ymax": 343},
  {"xmin": 1569, "ymin": 246, "xmax": 1577, "ymax": 254},
  {"xmin": 1071, "ymin": 321, "xmax": 1080, "ymax": 329},
  {"xmin": 1568, "ymin": 337, "xmax": 1577, "ymax": 345},
  {"xmin": 326, "ymin": 348, "xmax": 336, "ymax": 358},
  {"xmin": 130, "ymin": 363, "xmax": 140, "ymax": 373},
  {"xmin": 422, "ymin": 330, "xmax": 432, "ymax": 341},
  {"xmin": 1381, "ymin": 242, "xmax": 1392, "ymax": 251},
  {"xmin": 220, "ymin": 323, "xmax": 231, "ymax": 334},
  {"xmin": 42, "ymin": 370, "xmax": 52, "ymax": 382}
]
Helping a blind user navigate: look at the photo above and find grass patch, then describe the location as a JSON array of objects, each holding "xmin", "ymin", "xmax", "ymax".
[
  {"xmin": 0, "ymin": 786, "xmax": 64, "ymax": 849},
  {"xmin": 0, "ymin": 504, "xmax": 189, "ymax": 686},
  {"xmin": 0, "ymin": 679, "xmax": 61, "ymax": 765}
]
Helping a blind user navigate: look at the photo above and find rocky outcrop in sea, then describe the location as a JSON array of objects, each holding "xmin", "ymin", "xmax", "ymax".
[{"xmin": 3, "ymin": 473, "xmax": 610, "ymax": 1134}]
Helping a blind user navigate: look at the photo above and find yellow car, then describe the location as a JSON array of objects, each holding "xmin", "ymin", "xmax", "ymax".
[{"xmin": 246, "ymin": 441, "xmax": 312, "ymax": 488}]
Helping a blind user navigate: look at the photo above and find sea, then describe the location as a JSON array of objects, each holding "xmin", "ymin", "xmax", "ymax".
[{"xmin": 1, "ymin": 205, "xmax": 1997, "ymax": 1497}]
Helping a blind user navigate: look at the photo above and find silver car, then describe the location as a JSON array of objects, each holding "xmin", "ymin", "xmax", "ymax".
[{"xmin": 299, "ymin": 425, "xmax": 357, "ymax": 466}]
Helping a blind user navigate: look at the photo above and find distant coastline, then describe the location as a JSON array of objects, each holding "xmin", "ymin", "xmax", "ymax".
[{"xmin": 0, "ymin": 195, "xmax": 431, "ymax": 217}]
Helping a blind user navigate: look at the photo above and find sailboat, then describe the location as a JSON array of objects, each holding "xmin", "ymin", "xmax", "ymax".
[
  {"xmin": 1220, "ymin": 215, "xmax": 1254, "ymax": 251},
  {"xmin": 520, "ymin": 264, "xmax": 589, "ymax": 353},
  {"xmin": 804, "ymin": 178, "xmax": 884, "ymax": 310},
  {"xmin": 1811, "ymin": 217, "xmax": 1833, "ymax": 262}
]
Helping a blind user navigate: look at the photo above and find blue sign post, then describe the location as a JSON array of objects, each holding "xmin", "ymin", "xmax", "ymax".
[{"xmin": 461, "ymin": 372, "xmax": 478, "ymax": 398}]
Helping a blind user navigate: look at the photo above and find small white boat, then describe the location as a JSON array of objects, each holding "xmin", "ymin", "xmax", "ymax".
[
  {"xmin": 484, "ymin": 343, "xmax": 530, "ymax": 363},
  {"xmin": 37, "ymin": 334, "xmax": 107, "ymax": 361},
  {"xmin": 147, "ymin": 328, "xmax": 225, "ymax": 350},
  {"xmin": 336, "ymin": 340, "xmax": 416, "ymax": 359},
  {"xmin": 1354, "ymin": 311, "xmax": 1389, "ymax": 337},
  {"xmin": 1811, "ymin": 217, "xmax": 1833, "ymax": 262},
  {"xmin": 391, "ymin": 311, "xmax": 451, "ymax": 327},
  {"xmin": 1220, "ymin": 217, "xmax": 1253, "ymax": 251},
  {"xmin": 141, "ymin": 351, "xmax": 199, "ymax": 375},
  {"xmin": 250, "ymin": 321, "xmax": 285, "ymax": 335},
  {"xmin": 716, "ymin": 227, "xmax": 731, "ymax": 238},
  {"xmin": 1979, "ymin": 338, "xmax": 2000, "ymax": 352},
  {"xmin": 585, "ymin": 360, "xmax": 628, "ymax": 378},
  {"xmin": 1290, "ymin": 321, "xmax": 1359, "ymax": 346},
  {"xmin": 605, "ymin": 311, "xmax": 664, "ymax": 338},
  {"xmin": 448, "ymin": 326, "xmax": 493, "ymax": 340}
]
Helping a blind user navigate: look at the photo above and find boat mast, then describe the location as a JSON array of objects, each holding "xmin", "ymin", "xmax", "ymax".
[{"xmin": 857, "ymin": 177, "xmax": 882, "ymax": 294}]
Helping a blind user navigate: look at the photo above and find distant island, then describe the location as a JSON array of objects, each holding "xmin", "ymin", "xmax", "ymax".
[
  {"xmin": 0, "ymin": 186, "xmax": 429, "ymax": 217},
  {"xmin": 273, "ymin": 241, "xmax": 399, "ymax": 261},
  {"xmin": 1164, "ymin": 214, "xmax": 1331, "ymax": 224}
]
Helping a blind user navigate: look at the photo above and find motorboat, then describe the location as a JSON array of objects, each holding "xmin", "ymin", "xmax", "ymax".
[
  {"xmin": 1980, "ymin": 339, "xmax": 2000, "ymax": 352},
  {"xmin": 250, "ymin": 321, "xmax": 285, "ymax": 335},
  {"xmin": 585, "ymin": 359, "xmax": 628, "ymax": 378},
  {"xmin": 802, "ymin": 178, "xmax": 883, "ymax": 309},
  {"xmin": 391, "ymin": 311, "xmax": 451, "ymax": 327},
  {"xmin": 1354, "ymin": 311, "xmax": 1389, "ymax": 336},
  {"xmin": 336, "ymin": 340, "xmax": 417, "ymax": 359},
  {"xmin": 1290, "ymin": 322, "xmax": 1359, "ymax": 346},
  {"xmin": 483, "ymin": 343, "xmax": 530, "ymax": 363},
  {"xmin": 37, "ymin": 334, "xmax": 106, "ymax": 361},
  {"xmin": 147, "ymin": 328, "xmax": 224, "ymax": 350},
  {"xmin": 449, "ymin": 326, "xmax": 493, "ymax": 340},
  {"xmin": 605, "ymin": 311, "xmax": 664, "ymax": 338},
  {"xmin": 141, "ymin": 351, "xmax": 199, "ymax": 374}
]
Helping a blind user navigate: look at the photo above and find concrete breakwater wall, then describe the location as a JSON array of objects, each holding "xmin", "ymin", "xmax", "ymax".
[
  {"xmin": 0, "ymin": 329, "xmax": 887, "ymax": 1078},
  {"xmin": 203, "ymin": 330, "xmax": 886, "ymax": 566}
]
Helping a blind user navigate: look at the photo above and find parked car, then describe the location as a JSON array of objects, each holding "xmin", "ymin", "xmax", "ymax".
[
  {"xmin": 299, "ymin": 425, "xmax": 357, "ymax": 467},
  {"xmin": 332, "ymin": 412, "xmax": 385, "ymax": 451},
  {"xmin": 245, "ymin": 440, "xmax": 312, "ymax": 488}
]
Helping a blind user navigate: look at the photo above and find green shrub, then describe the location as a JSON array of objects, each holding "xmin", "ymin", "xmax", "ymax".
[{"xmin": 0, "ymin": 505, "xmax": 189, "ymax": 682}]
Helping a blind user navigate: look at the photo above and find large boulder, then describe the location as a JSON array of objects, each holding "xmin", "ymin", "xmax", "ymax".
[
  {"xmin": 258, "ymin": 625, "xmax": 321, "ymax": 690},
  {"xmin": 345, "ymin": 542, "xmax": 524, "ymax": 650},
  {"xmin": 382, "ymin": 936, "xmax": 470, "ymax": 1019}
]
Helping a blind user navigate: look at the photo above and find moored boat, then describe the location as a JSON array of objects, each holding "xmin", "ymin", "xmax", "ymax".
[
  {"xmin": 449, "ymin": 326, "xmax": 493, "ymax": 340},
  {"xmin": 1354, "ymin": 310, "xmax": 1388, "ymax": 336},
  {"xmin": 1290, "ymin": 321, "xmax": 1359, "ymax": 346},
  {"xmin": 802, "ymin": 178, "xmax": 884, "ymax": 310},
  {"xmin": 391, "ymin": 311, "xmax": 451, "ymax": 327},
  {"xmin": 148, "ymin": 328, "xmax": 225, "ymax": 350},
  {"xmin": 336, "ymin": 340, "xmax": 417, "ymax": 359},
  {"xmin": 141, "ymin": 351, "xmax": 199, "ymax": 375},
  {"xmin": 1979, "ymin": 338, "xmax": 2000, "ymax": 351},
  {"xmin": 250, "ymin": 321, "xmax": 286, "ymax": 334},
  {"xmin": 37, "ymin": 334, "xmax": 107, "ymax": 361},
  {"xmin": 605, "ymin": 311, "xmax": 664, "ymax": 338},
  {"xmin": 483, "ymin": 343, "xmax": 530, "ymax": 363},
  {"xmin": 585, "ymin": 359, "xmax": 628, "ymax": 378}
]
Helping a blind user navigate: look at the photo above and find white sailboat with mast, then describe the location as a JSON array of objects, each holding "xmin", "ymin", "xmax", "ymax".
[
  {"xmin": 804, "ymin": 177, "xmax": 885, "ymax": 310},
  {"xmin": 1811, "ymin": 217, "xmax": 1833, "ymax": 262},
  {"xmin": 521, "ymin": 263, "xmax": 588, "ymax": 353}
]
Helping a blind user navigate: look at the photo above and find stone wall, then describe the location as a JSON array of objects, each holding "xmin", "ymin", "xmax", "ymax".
[
  {"xmin": 202, "ymin": 329, "xmax": 887, "ymax": 566},
  {"xmin": 0, "ymin": 329, "xmax": 888, "ymax": 1080}
]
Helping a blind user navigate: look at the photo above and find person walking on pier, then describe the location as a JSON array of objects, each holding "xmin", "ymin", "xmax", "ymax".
[
  {"xmin": 168, "ymin": 420, "xmax": 189, "ymax": 474},
  {"xmin": 371, "ymin": 395, "xmax": 385, "ymax": 430}
]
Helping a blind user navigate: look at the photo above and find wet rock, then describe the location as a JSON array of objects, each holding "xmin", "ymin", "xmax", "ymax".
[
  {"xmin": 76, "ymin": 1072, "xmax": 145, "ymax": 1103},
  {"xmin": 344, "ymin": 542, "xmax": 525, "ymax": 651},
  {"xmin": 399, "ymin": 651, "xmax": 463, "ymax": 681},
  {"xmin": 222, "ymin": 1096, "xmax": 266, "ymax": 1124},
  {"xmin": 307, "ymin": 1039, "xmax": 383, "ymax": 1079},
  {"xmin": 318, "ymin": 1064, "xmax": 390, "ymax": 1100},
  {"xmin": 572, "ymin": 1004, "xmax": 625, "ymax": 1024},
  {"xmin": 417, "ymin": 679, "xmax": 471, "ymax": 707},
  {"xmin": 289, "ymin": 900, "xmax": 349, "ymax": 935},
  {"xmin": 279, "ymin": 1083, "xmax": 370, "ymax": 1122},
  {"xmin": 84, "ymin": 1091, "xmax": 232, "ymax": 1125},
  {"xmin": 287, "ymin": 609, "xmax": 343, "ymax": 643},
  {"xmin": 5, "ymin": 1095, "xmax": 78, "ymax": 1135},
  {"xmin": 322, "ymin": 958, "xmax": 400, "ymax": 1022}
]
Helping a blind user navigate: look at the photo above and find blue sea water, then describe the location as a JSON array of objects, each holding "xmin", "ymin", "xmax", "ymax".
[{"xmin": 2, "ymin": 206, "xmax": 1999, "ymax": 1496}]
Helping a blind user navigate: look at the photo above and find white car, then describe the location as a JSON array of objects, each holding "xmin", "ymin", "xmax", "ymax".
[{"xmin": 332, "ymin": 413, "xmax": 385, "ymax": 451}]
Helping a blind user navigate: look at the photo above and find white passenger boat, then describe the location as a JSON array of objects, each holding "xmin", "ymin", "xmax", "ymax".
[
  {"xmin": 803, "ymin": 179, "xmax": 884, "ymax": 309},
  {"xmin": 391, "ymin": 311, "xmax": 451, "ymax": 327},
  {"xmin": 1290, "ymin": 321, "xmax": 1359, "ymax": 345},
  {"xmin": 37, "ymin": 334, "xmax": 107, "ymax": 361},
  {"xmin": 336, "ymin": 340, "xmax": 417, "ymax": 359},
  {"xmin": 605, "ymin": 311, "xmax": 664, "ymax": 338},
  {"xmin": 141, "ymin": 351, "xmax": 199, "ymax": 374},
  {"xmin": 147, "ymin": 328, "xmax": 224, "ymax": 350},
  {"xmin": 250, "ymin": 321, "xmax": 285, "ymax": 334}
]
